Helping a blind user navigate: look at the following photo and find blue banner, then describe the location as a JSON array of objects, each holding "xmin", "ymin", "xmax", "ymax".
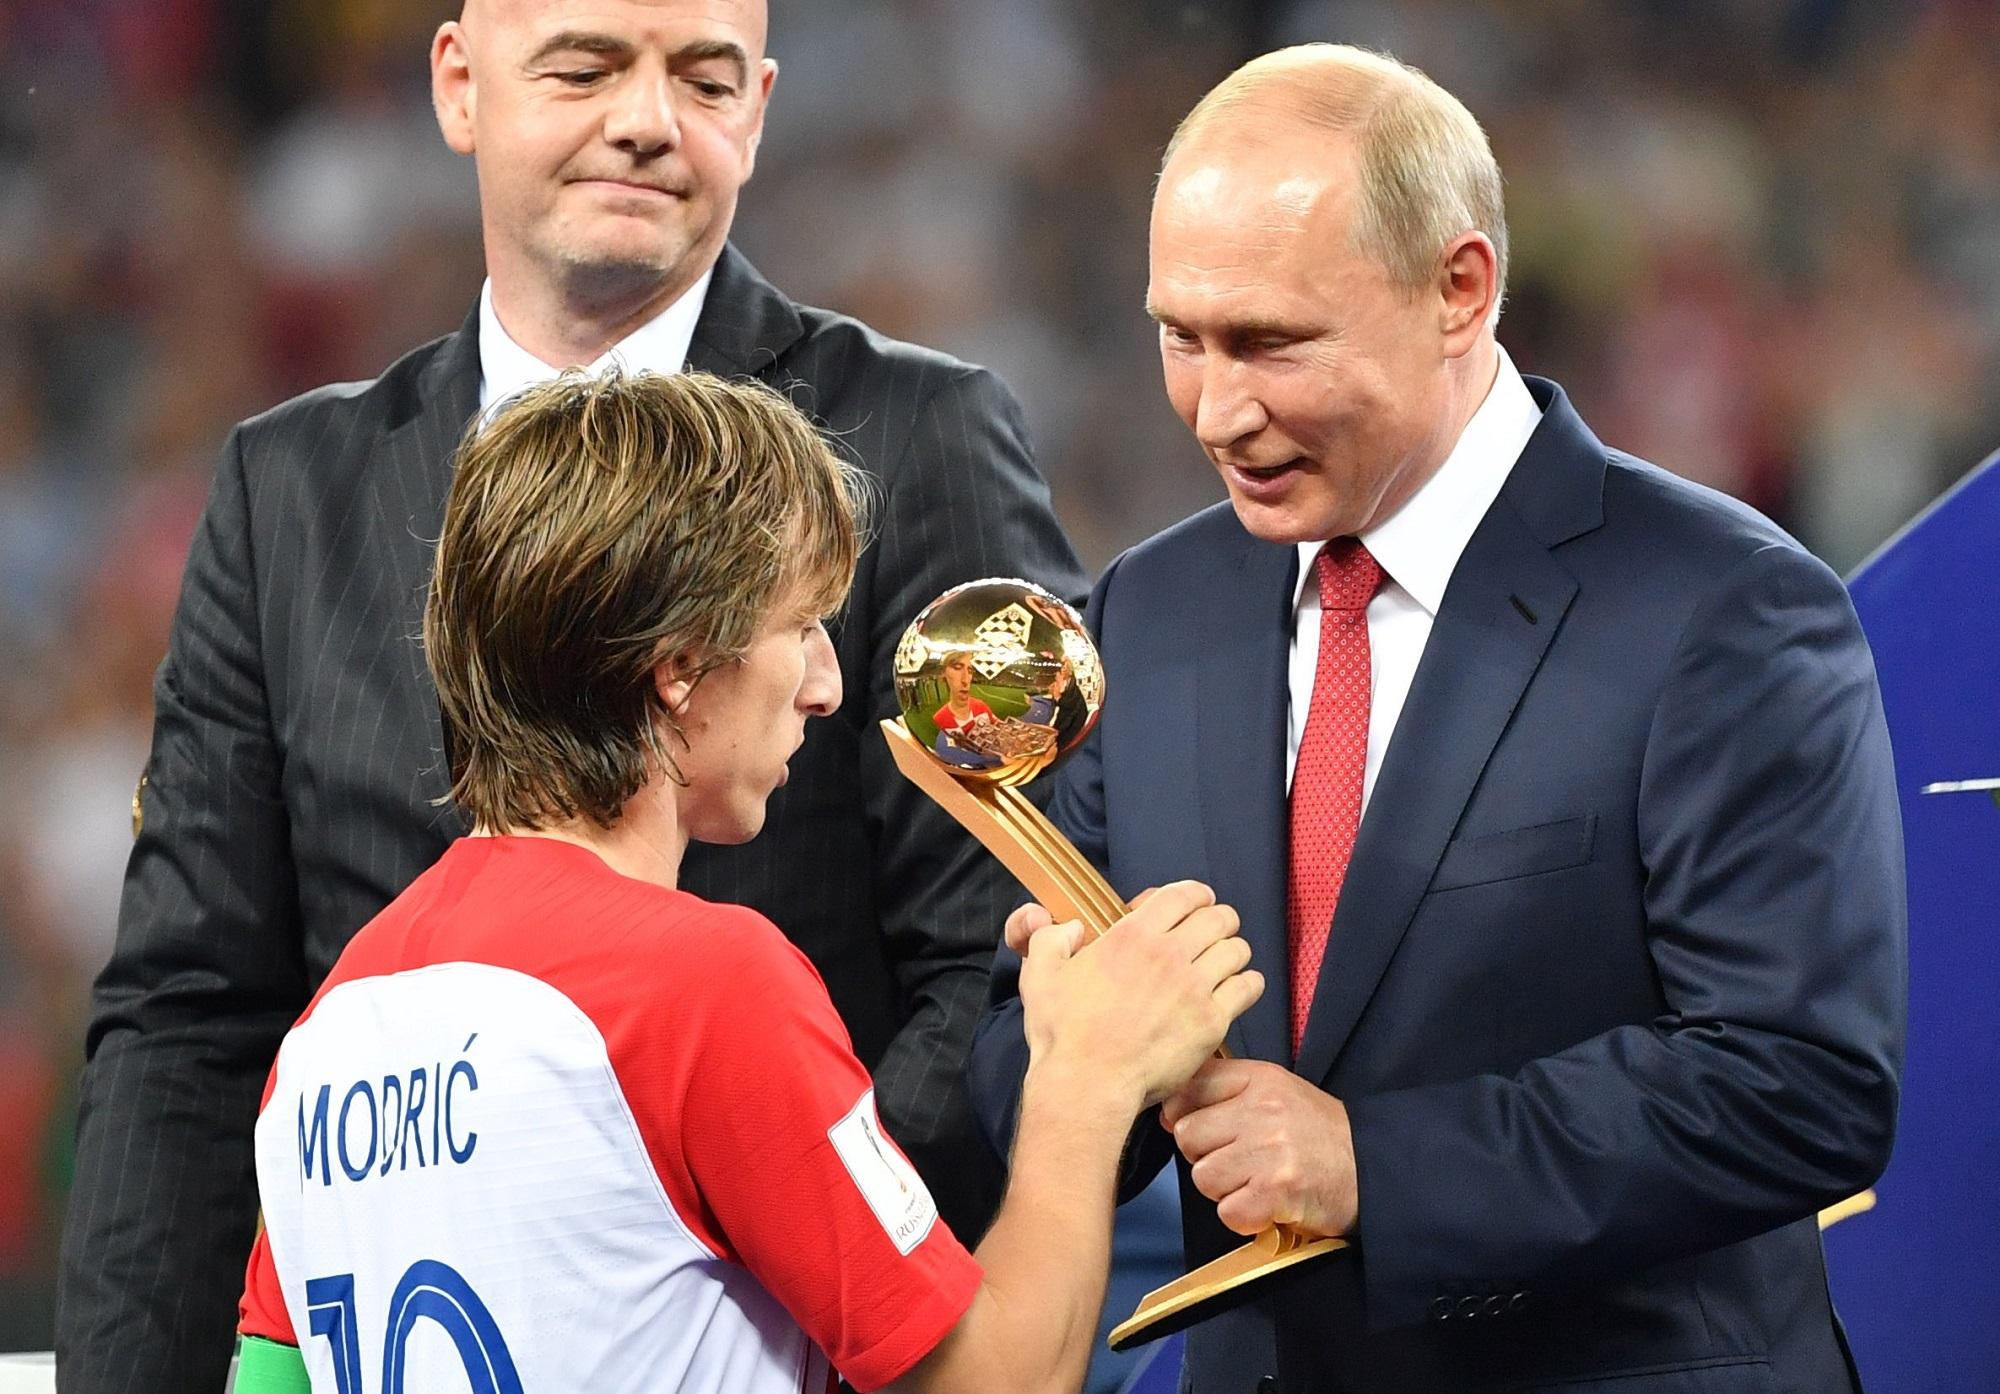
[{"xmin": 1837, "ymin": 452, "xmax": 2000, "ymax": 1391}]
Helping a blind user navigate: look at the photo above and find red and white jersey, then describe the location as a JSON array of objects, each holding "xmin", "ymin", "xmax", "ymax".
[
  {"xmin": 240, "ymin": 836, "xmax": 980, "ymax": 1393},
  {"xmin": 931, "ymin": 700, "xmax": 994, "ymax": 732}
]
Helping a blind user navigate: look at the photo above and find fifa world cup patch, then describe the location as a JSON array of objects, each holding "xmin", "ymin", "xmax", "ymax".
[{"xmin": 827, "ymin": 1090, "xmax": 938, "ymax": 1256}]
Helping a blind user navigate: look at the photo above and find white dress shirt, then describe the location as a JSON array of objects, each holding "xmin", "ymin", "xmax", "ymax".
[
  {"xmin": 475, "ymin": 270, "xmax": 715, "ymax": 415},
  {"xmin": 1286, "ymin": 347, "xmax": 1544, "ymax": 807}
]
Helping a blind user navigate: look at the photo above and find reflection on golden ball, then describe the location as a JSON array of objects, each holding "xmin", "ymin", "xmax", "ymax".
[{"xmin": 893, "ymin": 578, "xmax": 1104, "ymax": 787}]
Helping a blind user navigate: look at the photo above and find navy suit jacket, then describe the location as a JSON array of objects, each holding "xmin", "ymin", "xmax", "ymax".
[{"xmin": 970, "ymin": 379, "xmax": 1905, "ymax": 1394}]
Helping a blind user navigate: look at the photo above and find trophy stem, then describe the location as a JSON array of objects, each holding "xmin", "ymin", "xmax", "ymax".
[
  {"xmin": 986, "ymin": 788, "xmax": 1128, "ymax": 934},
  {"xmin": 882, "ymin": 718, "xmax": 1352, "ymax": 1348},
  {"xmin": 882, "ymin": 719, "xmax": 1123, "ymax": 934}
]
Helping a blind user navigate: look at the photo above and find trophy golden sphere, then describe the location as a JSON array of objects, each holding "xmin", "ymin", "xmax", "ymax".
[{"xmin": 893, "ymin": 579, "xmax": 1104, "ymax": 787}]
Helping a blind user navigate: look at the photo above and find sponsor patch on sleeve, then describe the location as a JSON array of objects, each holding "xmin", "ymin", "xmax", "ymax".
[{"xmin": 827, "ymin": 1089, "xmax": 939, "ymax": 1256}]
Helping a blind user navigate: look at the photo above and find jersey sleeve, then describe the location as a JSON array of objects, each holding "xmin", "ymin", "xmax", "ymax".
[
  {"xmin": 239, "ymin": 1057, "xmax": 298, "ymax": 1348},
  {"xmin": 238, "ymin": 1225, "xmax": 296, "ymax": 1346},
  {"xmin": 622, "ymin": 906, "xmax": 982, "ymax": 1391}
]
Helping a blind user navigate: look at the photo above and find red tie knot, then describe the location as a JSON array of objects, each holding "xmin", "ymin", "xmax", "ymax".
[{"xmin": 1316, "ymin": 538, "xmax": 1383, "ymax": 612}]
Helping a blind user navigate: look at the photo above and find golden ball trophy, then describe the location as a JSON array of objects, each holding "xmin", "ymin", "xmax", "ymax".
[{"xmin": 884, "ymin": 578, "xmax": 1347, "ymax": 1351}]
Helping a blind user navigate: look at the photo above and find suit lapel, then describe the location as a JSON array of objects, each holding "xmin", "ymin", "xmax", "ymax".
[
  {"xmin": 1293, "ymin": 380, "xmax": 1605, "ymax": 1082},
  {"xmin": 1193, "ymin": 533, "xmax": 1299, "ymax": 1063},
  {"xmin": 685, "ymin": 244, "xmax": 805, "ymax": 381},
  {"xmin": 373, "ymin": 306, "xmax": 482, "ymax": 829}
]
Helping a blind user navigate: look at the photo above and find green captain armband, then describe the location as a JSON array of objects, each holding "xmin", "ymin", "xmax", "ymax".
[{"xmin": 235, "ymin": 1335, "xmax": 310, "ymax": 1393}]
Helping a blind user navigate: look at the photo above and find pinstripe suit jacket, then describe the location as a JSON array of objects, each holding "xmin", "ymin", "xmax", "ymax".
[{"xmin": 57, "ymin": 246, "xmax": 1084, "ymax": 1394}]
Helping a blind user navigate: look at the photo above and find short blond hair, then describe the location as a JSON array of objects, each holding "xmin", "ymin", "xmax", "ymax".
[
  {"xmin": 425, "ymin": 369, "xmax": 865, "ymax": 831},
  {"xmin": 1166, "ymin": 44, "xmax": 1508, "ymax": 303}
]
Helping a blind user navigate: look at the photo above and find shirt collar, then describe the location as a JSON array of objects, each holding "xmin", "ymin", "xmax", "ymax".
[
  {"xmin": 1293, "ymin": 344, "xmax": 1542, "ymax": 617},
  {"xmin": 475, "ymin": 269, "xmax": 716, "ymax": 415}
]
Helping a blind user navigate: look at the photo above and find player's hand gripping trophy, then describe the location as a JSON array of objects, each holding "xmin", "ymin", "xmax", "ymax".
[{"xmin": 884, "ymin": 579, "xmax": 1349, "ymax": 1350}]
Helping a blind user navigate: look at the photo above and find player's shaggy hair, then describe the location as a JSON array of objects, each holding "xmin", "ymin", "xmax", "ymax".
[{"xmin": 426, "ymin": 369, "xmax": 865, "ymax": 831}]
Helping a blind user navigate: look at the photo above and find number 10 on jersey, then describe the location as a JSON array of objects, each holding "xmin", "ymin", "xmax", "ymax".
[{"xmin": 305, "ymin": 1260, "xmax": 523, "ymax": 1394}]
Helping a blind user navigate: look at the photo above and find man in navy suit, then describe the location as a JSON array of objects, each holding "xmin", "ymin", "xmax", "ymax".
[{"xmin": 971, "ymin": 44, "xmax": 1905, "ymax": 1394}]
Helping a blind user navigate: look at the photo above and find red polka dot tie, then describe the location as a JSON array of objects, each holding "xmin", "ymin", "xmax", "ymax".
[{"xmin": 1288, "ymin": 538, "xmax": 1383, "ymax": 1058}]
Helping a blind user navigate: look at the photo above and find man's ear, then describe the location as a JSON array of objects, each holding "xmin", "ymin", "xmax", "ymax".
[
  {"xmin": 655, "ymin": 659, "xmax": 697, "ymax": 719},
  {"xmin": 432, "ymin": 21, "xmax": 477, "ymax": 156},
  {"xmin": 743, "ymin": 58, "xmax": 779, "ymax": 177},
  {"xmin": 1437, "ymin": 231, "xmax": 1500, "ymax": 358}
]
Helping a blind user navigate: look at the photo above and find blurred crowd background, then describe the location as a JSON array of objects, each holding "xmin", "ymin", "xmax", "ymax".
[{"xmin": 4, "ymin": 0, "xmax": 1999, "ymax": 1348}]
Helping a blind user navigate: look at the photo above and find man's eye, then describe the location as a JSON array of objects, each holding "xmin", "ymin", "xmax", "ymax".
[
  {"xmin": 555, "ymin": 68, "xmax": 606, "ymax": 86},
  {"xmin": 687, "ymin": 78, "xmax": 735, "ymax": 99}
]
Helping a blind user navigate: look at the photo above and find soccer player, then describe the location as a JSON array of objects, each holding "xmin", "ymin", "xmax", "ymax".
[{"xmin": 233, "ymin": 371, "xmax": 1261, "ymax": 1394}]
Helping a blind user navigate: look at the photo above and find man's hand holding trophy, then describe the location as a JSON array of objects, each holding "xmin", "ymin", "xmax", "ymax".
[{"xmin": 885, "ymin": 579, "xmax": 1348, "ymax": 1350}]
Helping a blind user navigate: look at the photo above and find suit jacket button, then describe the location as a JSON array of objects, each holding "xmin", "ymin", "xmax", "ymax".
[
  {"xmin": 1457, "ymin": 1295, "xmax": 1484, "ymax": 1320},
  {"xmin": 1509, "ymin": 1291, "xmax": 1530, "ymax": 1312},
  {"xmin": 1257, "ymin": 1378, "xmax": 1277, "ymax": 1393},
  {"xmin": 1431, "ymin": 1296, "xmax": 1453, "ymax": 1321},
  {"xmin": 1483, "ymin": 1294, "xmax": 1508, "ymax": 1318}
]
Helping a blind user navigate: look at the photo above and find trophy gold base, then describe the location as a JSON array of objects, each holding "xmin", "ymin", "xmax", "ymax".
[
  {"xmin": 1817, "ymin": 1189, "xmax": 1876, "ymax": 1229},
  {"xmin": 1107, "ymin": 1225, "xmax": 1349, "ymax": 1352}
]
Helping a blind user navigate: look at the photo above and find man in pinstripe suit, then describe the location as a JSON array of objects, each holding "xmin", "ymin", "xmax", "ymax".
[{"xmin": 55, "ymin": 3, "xmax": 1083, "ymax": 1390}]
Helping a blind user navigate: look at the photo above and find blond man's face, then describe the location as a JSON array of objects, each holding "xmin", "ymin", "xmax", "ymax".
[
  {"xmin": 944, "ymin": 655, "xmax": 975, "ymax": 702},
  {"xmin": 671, "ymin": 583, "xmax": 840, "ymax": 845}
]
